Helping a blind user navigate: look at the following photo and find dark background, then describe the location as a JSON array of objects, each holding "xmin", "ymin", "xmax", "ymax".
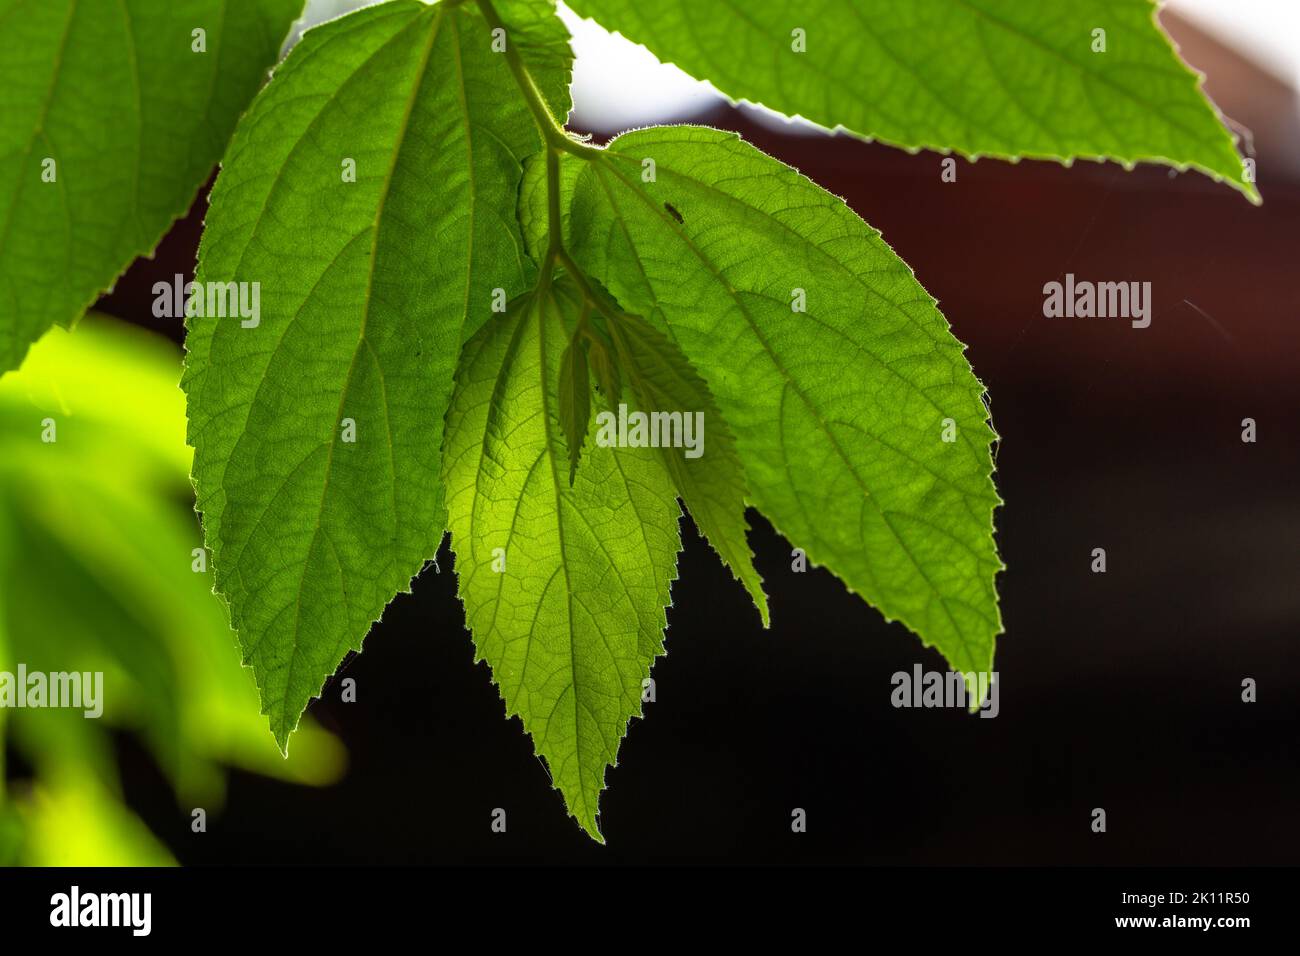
[{"xmin": 99, "ymin": 13, "xmax": 1298, "ymax": 864}]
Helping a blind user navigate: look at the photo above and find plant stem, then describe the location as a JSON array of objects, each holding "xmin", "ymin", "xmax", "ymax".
[
  {"xmin": 475, "ymin": 0, "xmax": 614, "ymax": 315},
  {"xmin": 474, "ymin": 0, "xmax": 591, "ymax": 157},
  {"xmin": 545, "ymin": 148, "xmax": 563, "ymax": 260}
]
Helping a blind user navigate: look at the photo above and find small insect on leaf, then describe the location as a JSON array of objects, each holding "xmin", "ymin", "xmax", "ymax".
[{"xmin": 664, "ymin": 202, "xmax": 684, "ymax": 224}]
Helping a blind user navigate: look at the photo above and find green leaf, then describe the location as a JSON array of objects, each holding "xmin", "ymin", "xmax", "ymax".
[
  {"xmin": 574, "ymin": 287, "xmax": 767, "ymax": 625},
  {"xmin": 442, "ymin": 277, "xmax": 681, "ymax": 840},
  {"xmin": 557, "ymin": 329, "xmax": 591, "ymax": 484},
  {"xmin": 567, "ymin": 0, "xmax": 1258, "ymax": 202},
  {"xmin": 183, "ymin": 0, "xmax": 574, "ymax": 749},
  {"xmin": 524, "ymin": 126, "xmax": 1002, "ymax": 682},
  {"xmin": 0, "ymin": 0, "xmax": 304, "ymax": 373}
]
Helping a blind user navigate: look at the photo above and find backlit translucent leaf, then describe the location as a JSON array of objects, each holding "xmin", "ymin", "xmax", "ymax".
[
  {"xmin": 568, "ymin": 0, "xmax": 1257, "ymax": 201},
  {"xmin": 0, "ymin": 0, "xmax": 303, "ymax": 373},
  {"xmin": 442, "ymin": 277, "xmax": 680, "ymax": 839},
  {"xmin": 183, "ymin": 0, "xmax": 574, "ymax": 748},
  {"xmin": 524, "ymin": 126, "xmax": 1002, "ymax": 683}
]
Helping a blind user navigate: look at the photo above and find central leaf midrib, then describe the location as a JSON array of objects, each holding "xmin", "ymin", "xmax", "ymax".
[{"xmin": 534, "ymin": 292, "xmax": 590, "ymax": 826}]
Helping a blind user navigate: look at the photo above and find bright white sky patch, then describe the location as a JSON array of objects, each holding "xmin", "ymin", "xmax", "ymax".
[
  {"xmin": 559, "ymin": 4, "xmax": 722, "ymax": 130},
  {"xmin": 1166, "ymin": 0, "xmax": 1300, "ymax": 90}
]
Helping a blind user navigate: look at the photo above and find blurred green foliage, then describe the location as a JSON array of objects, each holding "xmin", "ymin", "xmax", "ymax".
[{"xmin": 0, "ymin": 315, "xmax": 344, "ymax": 865}]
